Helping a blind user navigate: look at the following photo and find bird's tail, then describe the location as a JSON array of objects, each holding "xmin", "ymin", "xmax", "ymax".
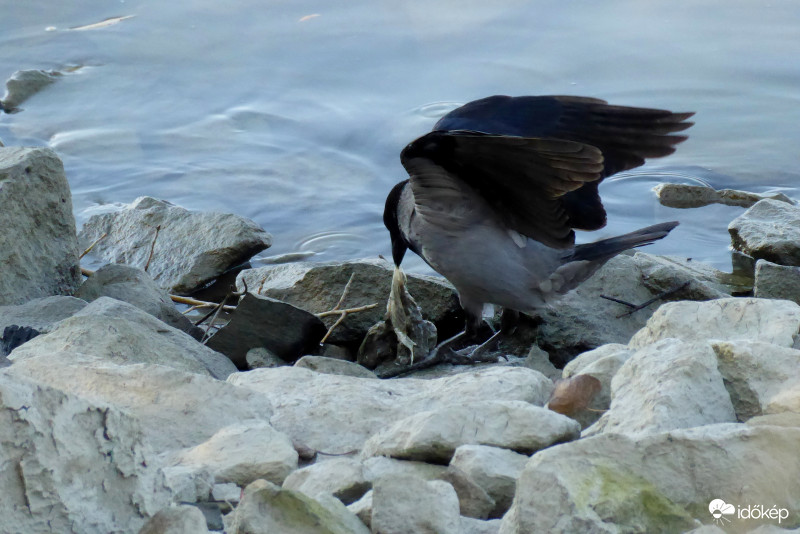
[{"xmin": 566, "ymin": 221, "xmax": 680, "ymax": 263}]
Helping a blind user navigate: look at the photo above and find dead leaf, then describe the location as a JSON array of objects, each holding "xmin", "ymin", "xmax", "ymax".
[
  {"xmin": 547, "ymin": 374, "xmax": 602, "ymax": 417},
  {"xmin": 298, "ymin": 14, "xmax": 321, "ymax": 22}
]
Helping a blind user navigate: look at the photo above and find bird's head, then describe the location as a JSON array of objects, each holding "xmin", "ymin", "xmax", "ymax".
[{"xmin": 383, "ymin": 180, "xmax": 409, "ymax": 266}]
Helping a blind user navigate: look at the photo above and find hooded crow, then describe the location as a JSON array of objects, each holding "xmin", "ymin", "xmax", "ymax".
[{"xmin": 383, "ymin": 95, "xmax": 693, "ymax": 358}]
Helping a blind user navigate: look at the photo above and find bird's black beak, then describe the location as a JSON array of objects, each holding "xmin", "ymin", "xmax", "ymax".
[{"xmin": 391, "ymin": 235, "xmax": 407, "ymax": 267}]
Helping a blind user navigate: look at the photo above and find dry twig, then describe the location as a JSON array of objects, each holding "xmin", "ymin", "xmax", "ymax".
[
  {"xmin": 315, "ymin": 273, "xmax": 378, "ymax": 344},
  {"xmin": 79, "ymin": 233, "xmax": 107, "ymax": 259},
  {"xmin": 144, "ymin": 225, "xmax": 161, "ymax": 272}
]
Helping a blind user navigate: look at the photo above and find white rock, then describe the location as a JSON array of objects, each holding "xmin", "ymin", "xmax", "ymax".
[
  {"xmin": 755, "ymin": 259, "xmax": 800, "ymax": 306},
  {"xmin": 282, "ymin": 457, "xmax": 370, "ymax": 504},
  {"xmin": 161, "ymin": 465, "xmax": 213, "ymax": 503},
  {"xmin": 729, "ymin": 199, "xmax": 800, "ymax": 266},
  {"xmin": 211, "ymin": 483, "xmax": 242, "ymax": 503},
  {"xmin": 4, "ymin": 353, "xmax": 273, "ymax": 454},
  {"xmin": 0, "ymin": 372, "xmax": 171, "ymax": 534},
  {"xmin": 9, "ymin": 297, "xmax": 236, "ymax": 379},
  {"xmin": 294, "ymin": 355, "xmax": 377, "ymax": 378},
  {"xmin": 371, "ymin": 474, "xmax": 461, "ymax": 534},
  {"xmin": 76, "ymin": 263, "xmax": 200, "ymax": 337},
  {"xmin": 711, "ymin": 340, "xmax": 800, "ymax": 420},
  {"xmin": 362, "ymin": 456, "xmax": 447, "ymax": 482},
  {"xmin": 500, "ymin": 424, "xmax": 800, "ymax": 534},
  {"xmin": 168, "ymin": 420, "xmax": 297, "ymax": 487},
  {"xmin": 227, "ymin": 479, "xmax": 368, "ymax": 534},
  {"xmin": 586, "ymin": 339, "xmax": 736, "ymax": 436},
  {"xmin": 629, "ymin": 298, "xmax": 800, "ymax": 350},
  {"xmin": 137, "ymin": 505, "xmax": 210, "ymax": 534},
  {"xmin": 450, "ymin": 444, "xmax": 529, "ymax": 518},
  {"xmin": 362, "ymin": 400, "xmax": 580, "ymax": 462},
  {"xmin": 78, "ymin": 196, "xmax": 272, "ymax": 294},
  {"xmin": 227, "ymin": 366, "xmax": 552, "ymax": 453},
  {"xmin": 0, "ymin": 147, "xmax": 81, "ymax": 305},
  {"xmin": 347, "ymin": 490, "xmax": 373, "ymax": 529}
]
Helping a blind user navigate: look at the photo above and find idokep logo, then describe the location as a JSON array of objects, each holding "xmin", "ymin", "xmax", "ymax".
[{"xmin": 709, "ymin": 498, "xmax": 791, "ymax": 527}]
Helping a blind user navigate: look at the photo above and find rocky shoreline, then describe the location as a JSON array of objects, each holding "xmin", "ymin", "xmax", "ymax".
[{"xmin": 1, "ymin": 146, "xmax": 800, "ymax": 533}]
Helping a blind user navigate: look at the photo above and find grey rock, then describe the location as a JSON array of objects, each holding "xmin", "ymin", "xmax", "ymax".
[
  {"xmin": 1, "ymin": 69, "xmax": 60, "ymax": 111},
  {"xmin": 500, "ymin": 424, "xmax": 800, "ymax": 534},
  {"xmin": 78, "ymin": 196, "xmax": 272, "ymax": 294},
  {"xmin": 629, "ymin": 297, "xmax": 800, "ymax": 350},
  {"xmin": 206, "ymin": 292, "xmax": 326, "ymax": 368},
  {"xmin": 586, "ymin": 339, "xmax": 736, "ymax": 436},
  {"xmin": 245, "ymin": 346, "xmax": 287, "ymax": 369},
  {"xmin": 362, "ymin": 400, "xmax": 580, "ymax": 462},
  {"xmin": 450, "ymin": 444, "xmax": 529, "ymax": 518},
  {"xmin": 1, "ymin": 325, "xmax": 40, "ymax": 358},
  {"xmin": 731, "ymin": 250, "xmax": 757, "ymax": 278},
  {"xmin": 0, "ymin": 372, "xmax": 171, "ymax": 534},
  {"xmin": 4, "ymin": 353, "xmax": 273, "ymax": 454},
  {"xmin": 712, "ymin": 340, "xmax": 800, "ymax": 420},
  {"xmin": 227, "ymin": 366, "xmax": 553, "ymax": 454},
  {"xmin": 0, "ymin": 147, "xmax": 81, "ymax": 305},
  {"xmin": 346, "ymin": 490, "xmax": 373, "ymax": 530},
  {"xmin": 372, "ymin": 475, "xmax": 461, "ymax": 534},
  {"xmin": 653, "ymin": 182, "xmax": 795, "ymax": 209},
  {"xmin": 755, "ymin": 259, "xmax": 800, "ymax": 305},
  {"xmin": 9, "ymin": 297, "xmax": 237, "ymax": 379},
  {"xmin": 0, "ymin": 296, "xmax": 87, "ymax": 335},
  {"xmin": 439, "ymin": 467, "xmax": 496, "ymax": 520},
  {"xmin": 77, "ymin": 263, "xmax": 201, "ymax": 337},
  {"xmin": 632, "ymin": 252, "xmax": 748, "ymax": 298},
  {"xmin": 519, "ymin": 345, "xmax": 561, "ymax": 381},
  {"xmin": 282, "ymin": 457, "xmax": 370, "ymax": 505},
  {"xmin": 236, "ymin": 258, "xmax": 460, "ymax": 344},
  {"xmin": 729, "ymin": 199, "xmax": 800, "ymax": 266},
  {"xmin": 211, "ymin": 482, "xmax": 242, "ymax": 503},
  {"xmin": 294, "ymin": 355, "xmax": 377, "ymax": 378},
  {"xmin": 167, "ymin": 420, "xmax": 298, "ymax": 487},
  {"xmin": 227, "ymin": 479, "xmax": 368, "ymax": 534},
  {"xmin": 137, "ymin": 505, "xmax": 210, "ymax": 534},
  {"xmin": 362, "ymin": 456, "xmax": 448, "ymax": 483},
  {"xmin": 747, "ymin": 411, "xmax": 800, "ymax": 429},
  {"xmin": 461, "ymin": 517, "xmax": 502, "ymax": 534},
  {"xmin": 161, "ymin": 465, "xmax": 214, "ymax": 503}
]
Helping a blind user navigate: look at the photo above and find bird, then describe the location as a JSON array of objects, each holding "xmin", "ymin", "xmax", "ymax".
[{"xmin": 383, "ymin": 95, "xmax": 693, "ymax": 359}]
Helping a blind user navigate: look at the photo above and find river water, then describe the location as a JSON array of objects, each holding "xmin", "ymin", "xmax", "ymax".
[{"xmin": 2, "ymin": 0, "xmax": 798, "ymax": 273}]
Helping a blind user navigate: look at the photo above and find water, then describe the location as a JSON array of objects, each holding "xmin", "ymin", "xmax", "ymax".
[{"xmin": 2, "ymin": 0, "xmax": 799, "ymax": 274}]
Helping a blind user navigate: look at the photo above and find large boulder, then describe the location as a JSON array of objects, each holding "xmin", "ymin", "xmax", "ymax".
[
  {"xmin": 76, "ymin": 263, "xmax": 200, "ymax": 337},
  {"xmin": 8, "ymin": 297, "xmax": 237, "ymax": 379},
  {"xmin": 729, "ymin": 199, "xmax": 800, "ymax": 266},
  {"xmin": 137, "ymin": 505, "xmax": 210, "ymax": 534},
  {"xmin": 500, "ymin": 424, "xmax": 800, "ymax": 533},
  {"xmin": 754, "ymin": 259, "xmax": 800, "ymax": 306},
  {"xmin": 78, "ymin": 196, "xmax": 272, "ymax": 294},
  {"xmin": 235, "ymin": 259, "xmax": 461, "ymax": 344},
  {"xmin": 0, "ymin": 372, "xmax": 171, "ymax": 534},
  {"xmin": 585, "ymin": 339, "xmax": 736, "ymax": 436},
  {"xmin": 371, "ymin": 474, "xmax": 461, "ymax": 534},
  {"xmin": 227, "ymin": 366, "xmax": 553, "ymax": 454},
  {"xmin": 4, "ymin": 353, "xmax": 273, "ymax": 454},
  {"xmin": 0, "ymin": 147, "xmax": 81, "ymax": 305}
]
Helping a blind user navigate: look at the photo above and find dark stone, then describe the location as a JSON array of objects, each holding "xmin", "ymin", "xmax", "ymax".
[
  {"xmin": 206, "ymin": 293, "xmax": 327, "ymax": 369},
  {"xmin": 1, "ymin": 325, "xmax": 40, "ymax": 357}
]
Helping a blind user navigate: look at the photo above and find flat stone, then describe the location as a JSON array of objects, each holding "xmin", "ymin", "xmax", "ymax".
[
  {"xmin": 0, "ymin": 147, "xmax": 81, "ymax": 305},
  {"xmin": 500, "ymin": 424, "xmax": 800, "ymax": 534},
  {"xmin": 729, "ymin": 199, "xmax": 800, "ymax": 266},
  {"xmin": 371, "ymin": 475, "xmax": 461, "ymax": 534},
  {"xmin": 206, "ymin": 292, "xmax": 326, "ymax": 368},
  {"xmin": 78, "ymin": 196, "xmax": 272, "ymax": 294},
  {"xmin": 227, "ymin": 366, "xmax": 553, "ymax": 454},
  {"xmin": 9, "ymin": 297, "xmax": 237, "ymax": 379},
  {"xmin": 754, "ymin": 259, "xmax": 800, "ymax": 306},
  {"xmin": 629, "ymin": 297, "xmax": 800, "ymax": 350},
  {"xmin": 653, "ymin": 182, "xmax": 795, "ymax": 209},
  {"xmin": 294, "ymin": 355, "xmax": 377, "ymax": 378},
  {"xmin": 4, "ymin": 353, "xmax": 273, "ymax": 455},
  {"xmin": 168, "ymin": 420, "xmax": 297, "ymax": 487},
  {"xmin": 236, "ymin": 258, "xmax": 460, "ymax": 344},
  {"xmin": 0, "ymin": 372, "xmax": 171, "ymax": 534},
  {"xmin": 76, "ymin": 263, "xmax": 200, "ymax": 337},
  {"xmin": 362, "ymin": 400, "xmax": 580, "ymax": 462},
  {"xmin": 586, "ymin": 339, "xmax": 736, "ymax": 436}
]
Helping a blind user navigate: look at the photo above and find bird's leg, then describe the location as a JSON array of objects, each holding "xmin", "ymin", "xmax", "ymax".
[{"xmin": 454, "ymin": 309, "xmax": 519, "ymax": 363}]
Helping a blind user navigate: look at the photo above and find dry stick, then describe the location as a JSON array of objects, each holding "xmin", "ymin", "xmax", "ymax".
[
  {"xmin": 170, "ymin": 295, "xmax": 237, "ymax": 311},
  {"xmin": 79, "ymin": 233, "xmax": 108, "ymax": 259},
  {"xmin": 315, "ymin": 272, "xmax": 378, "ymax": 344},
  {"xmin": 199, "ymin": 281, "xmax": 247, "ymax": 339},
  {"xmin": 600, "ymin": 281, "xmax": 691, "ymax": 318},
  {"xmin": 144, "ymin": 225, "xmax": 161, "ymax": 272}
]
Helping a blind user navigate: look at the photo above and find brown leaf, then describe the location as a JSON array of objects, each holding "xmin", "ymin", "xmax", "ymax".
[{"xmin": 547, "ymin": 374, "xmax": 602, "ymax": 417}]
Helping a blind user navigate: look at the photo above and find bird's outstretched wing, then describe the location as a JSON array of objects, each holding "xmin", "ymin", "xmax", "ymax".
[
  {"xmin": 401, "ymin": 131, "xmax": 604, "ymax": 248},
  {"xmin": 433, "ymin": 95, "xmax": 694, "ymax": 231}
]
